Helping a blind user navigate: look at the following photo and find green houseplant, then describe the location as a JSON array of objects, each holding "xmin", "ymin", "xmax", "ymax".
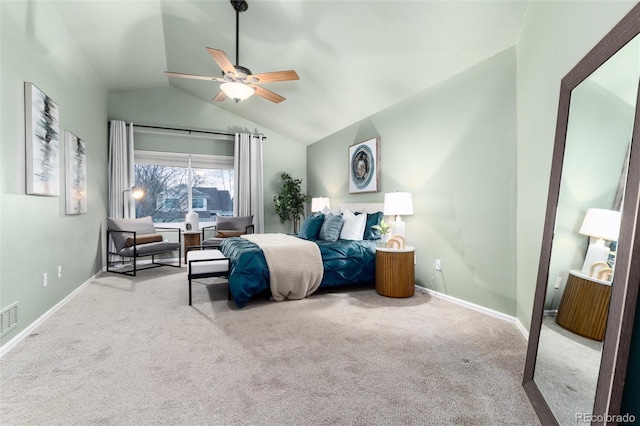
[
  {"xmin": 372, "ymin": 219, "xmax": 394, "ymax": 243},
  {"xmin": 273, "ymin": 172, "xmax": 310, "ymax": 233},
  {"xmin": 371, "ymin": 219, "xmax": 393, "ymax": 236}
]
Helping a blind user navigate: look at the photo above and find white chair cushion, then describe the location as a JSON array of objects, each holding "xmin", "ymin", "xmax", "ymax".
[{"xmin": 187, "ymin": 250, "xmax": 228, "ymax": 275}]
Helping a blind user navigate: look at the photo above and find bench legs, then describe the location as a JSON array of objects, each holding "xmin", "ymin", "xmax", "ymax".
[{"xmin": 188, "ymin": 277, "xmax": 231, "ymax": 305}]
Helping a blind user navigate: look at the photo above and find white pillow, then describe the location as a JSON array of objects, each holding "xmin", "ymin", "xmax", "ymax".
[{"xmin": 340, "ymin": 208, "xmax": 366, "ymax": 240}]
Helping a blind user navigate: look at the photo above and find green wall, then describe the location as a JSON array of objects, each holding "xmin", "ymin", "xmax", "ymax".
[
  {"xmin": 0, "ymin": 1, "xmax": 109, "ymax": 347},
  {"xmin": 308, "ymin": 48, "xmax": 517, "ymax": 315},
  {"xmin": 108, "ymin": 85, "xmax": 307, "ymax": 234}
]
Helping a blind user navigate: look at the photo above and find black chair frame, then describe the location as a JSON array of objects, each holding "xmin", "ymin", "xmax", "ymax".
[{"xmin": 107, "ymin": 227, "xmax": 182, "ymax": 276}]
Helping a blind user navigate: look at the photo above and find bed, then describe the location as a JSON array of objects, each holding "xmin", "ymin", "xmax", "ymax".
[{"xmin": 220, "ymin": 203, "xmax": 387, "ymax": 308}]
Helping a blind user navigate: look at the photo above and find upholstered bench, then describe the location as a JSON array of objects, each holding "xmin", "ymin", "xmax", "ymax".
[{"xmin": 187, "ymin": 249, "xmax": 230, "ymax": 305}]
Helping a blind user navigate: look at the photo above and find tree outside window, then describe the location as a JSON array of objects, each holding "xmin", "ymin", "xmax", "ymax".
[{"xmin": 134, "ymin": 163, "xmax": 233, "ymax": 223}]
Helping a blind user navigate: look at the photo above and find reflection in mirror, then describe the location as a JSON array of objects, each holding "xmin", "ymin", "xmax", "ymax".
[{"xmin": 533, "ymin": 34, "xmax": 639, "ymax": 424}]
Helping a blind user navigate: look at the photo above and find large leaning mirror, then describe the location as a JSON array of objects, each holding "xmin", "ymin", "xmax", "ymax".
[{"xmin": 523, "ymin": 5, "xmax": 640, "ymax": 426}]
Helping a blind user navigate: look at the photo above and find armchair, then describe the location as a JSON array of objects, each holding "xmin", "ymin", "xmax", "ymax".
[
  {"xmin": 201, "ymin": 215, "xmax": 254, "ymax": 248},
  {"xmin": 107, "ymin": 216, "xmax": 181, "ymax": 276}
]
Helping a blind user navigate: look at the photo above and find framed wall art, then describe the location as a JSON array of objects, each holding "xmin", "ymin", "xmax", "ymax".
[
  {"xmin": 25, "ymin": 82, "xmax": 60, "ymax": 196},
  {"xmin": 348, "ymin": 137, "xmax": 380, "ymax": 194},
  {"xmin": 65, "ymin": 131, "xmax": 87, "ymax": 214}
]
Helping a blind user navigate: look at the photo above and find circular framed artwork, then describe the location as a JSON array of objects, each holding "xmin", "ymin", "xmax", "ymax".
[{"xmin": 348, "ymin": 137, "xmax": 380, "ymax": 193}]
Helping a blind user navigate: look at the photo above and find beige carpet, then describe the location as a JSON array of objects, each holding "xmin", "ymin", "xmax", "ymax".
[{"xmin": 0, "ymin": 266, "xmax": 538, "ymax": 425}]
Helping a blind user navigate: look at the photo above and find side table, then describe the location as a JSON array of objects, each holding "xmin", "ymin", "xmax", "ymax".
[
  {"xmin": 375, "ymin": 245, "xmax": 415, "ymax": 298},
  {"xmin": 183, "ymin": 231, "xmax": 201, "ymax": 263},
  {"xmin": 556, "ymin": 270, "xmax": 611, "ymax": 341}
]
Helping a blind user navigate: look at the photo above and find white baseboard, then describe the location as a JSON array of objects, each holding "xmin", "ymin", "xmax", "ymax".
[
  {"xmin": 515, "ymin": 319, "xmax": 529, "ymax": 340},
  {"xmin": 0, "ymin": 267, "xmax": 106, "ymax": 359},
  {"xmin": 416, "ymin": 285, "xmax": 529, "ymax": 340}
]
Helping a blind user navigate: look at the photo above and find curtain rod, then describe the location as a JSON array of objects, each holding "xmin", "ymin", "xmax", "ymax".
[{"xmin": 109, "ymin": 121, "xmax": 266, "ymax": 140}]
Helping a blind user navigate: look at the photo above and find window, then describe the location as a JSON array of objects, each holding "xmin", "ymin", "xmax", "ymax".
[
  {"xmin": 134, "ymin": 150, "xmax": 234, "ymax": 223},
  {"xmin": 162, "ymin": 199, "xmax": 181, "ymax": 210},
  {"xmin": 192, "ymin": 198, "xmax": 205, "ymax": 210}
]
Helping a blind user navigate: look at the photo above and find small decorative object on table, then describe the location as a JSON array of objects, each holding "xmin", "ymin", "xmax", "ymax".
[
  {"xmin": 372, "ymin": 219, "xmax": 393, "ymax": 246},
  {"xmin": 386, "ymin": 235, "xmax": 406, "ymax": 249}
]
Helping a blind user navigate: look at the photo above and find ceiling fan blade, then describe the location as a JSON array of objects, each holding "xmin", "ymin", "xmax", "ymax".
[
  {"xmin": 248, "ymin": 70, "xmax": 299, "ymax": 83},
  {"xmin": 250, "ymin": 84, "xmax": 285, "ymax": 103},
  {"xmin": 212, "ymin": 91, "xmax": 227, "ymax": 102},
  {"xmin": 206, "ymin": 48, "xmax": 237, "ymax": 76},
  {"xmin": 165, "ymin": 71, "xmax": 224, "ymax": 82}
]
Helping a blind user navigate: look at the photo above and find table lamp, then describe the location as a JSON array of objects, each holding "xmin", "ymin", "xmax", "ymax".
[
  {"xmin": 579, "ymin": 208, "xmax": 621, "ymax": 274},
  {"xmin": 383, "ymin": 192, "xmax": 413, "ymax": 238},
  {"xmin": 311, "ymin": 197, "xmax": 330, "ymax": 213}
]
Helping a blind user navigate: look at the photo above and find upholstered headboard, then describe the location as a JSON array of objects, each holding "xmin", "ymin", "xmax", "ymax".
[{"xmin": 338, "ymin": 203, "xmax": 384, "ymax": 214}]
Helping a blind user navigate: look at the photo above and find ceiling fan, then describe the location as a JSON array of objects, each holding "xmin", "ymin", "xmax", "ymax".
[{"xmin": 165, "ymin": 0, "xmax": 299, "ymax": 104}]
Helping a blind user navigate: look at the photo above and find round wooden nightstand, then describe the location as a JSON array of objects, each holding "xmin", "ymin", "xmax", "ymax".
[
  {"xmin": 375, "ymin": 245, "xmax": 415, "ymax": 298},
  {"xmin": 556, "ymin": 270, "xmax": 611, "ymax": 341}
]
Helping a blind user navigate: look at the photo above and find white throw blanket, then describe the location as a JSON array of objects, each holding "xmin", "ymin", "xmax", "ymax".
[{"xmin": 242, "ymin": 233, "xmax": 323, "ymax": 301}]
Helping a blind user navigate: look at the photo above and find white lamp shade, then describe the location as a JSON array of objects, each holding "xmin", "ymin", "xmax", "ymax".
[
  {"xmin": 579, "ymin": 208, "xmax": 621, "ymax": 241},
  {"xmin": 311, "ymin": 197, "xmax": 330, "ymax": 212},
  {"xmin": 383, "ymin": 192, "xmax": 414, "ymax": 216},
  {"xmin": 220, "ymin": 82, "xmax": 254, "ymax": 101}
]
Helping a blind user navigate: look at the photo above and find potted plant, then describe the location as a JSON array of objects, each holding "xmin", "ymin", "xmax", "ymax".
[
  {"xmin": 372, "ymin": 219, "xmax": 394, "ymax": 243},
  {"xmin": 273, "ymin": 172, "xmax": 310, "ymax": 233}
]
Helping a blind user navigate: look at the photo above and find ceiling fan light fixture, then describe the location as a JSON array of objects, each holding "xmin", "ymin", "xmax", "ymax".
[{"xmin": 220, "ymin": 81, "xmax": 254, "ymax": 102}]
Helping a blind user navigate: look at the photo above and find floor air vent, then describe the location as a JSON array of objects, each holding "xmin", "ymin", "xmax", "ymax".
[{"xmin": 0, "ymin": 302, "xmax": 18, "ymax": 337}]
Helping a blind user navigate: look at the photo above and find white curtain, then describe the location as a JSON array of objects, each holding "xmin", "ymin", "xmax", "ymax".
[
  {"xmin": 234, "ymin": 133, "xmax": 264, "ymax": 233},
  {"xmin": 108, "ymin": 121, "xmax": 135, "ymax": 219}
]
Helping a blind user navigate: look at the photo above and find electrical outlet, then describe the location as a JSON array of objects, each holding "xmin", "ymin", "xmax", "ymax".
[
  {"xmin": 554, "ymin": 277, "xmax": 562, "ymax": 289},
  {"xmin": 57, "ymin": 266, "xmax": 62, "ymax": 279},
  {"xmin": 435, "ymin": 259, "xmax": 442, "ymax": 271},
  {"xmin": 42, "ymin": 273, "xmax": 48, "ymax": 287}
]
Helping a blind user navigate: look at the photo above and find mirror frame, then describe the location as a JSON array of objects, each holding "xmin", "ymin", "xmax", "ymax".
[{"xmin": 523, "ymin": 5, "xmax": 640, "ymax": 425}]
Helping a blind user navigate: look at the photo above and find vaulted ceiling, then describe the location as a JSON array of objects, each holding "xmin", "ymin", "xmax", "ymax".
[{"xmin": 52, "ymin": 1, "xmax": 530, "ymax": 145}]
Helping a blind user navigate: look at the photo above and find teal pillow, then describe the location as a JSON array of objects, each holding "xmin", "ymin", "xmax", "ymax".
[
  {"xmin": 319, "ymin": 214, "xmax": 344, "ymax": 242},
  {"xmin": 364, "ymin": 212, "xmax": 384, "ymax": 240},
  {"xmin": 298, "ymin": 214, "xmax": 324, "ymax": 240}
]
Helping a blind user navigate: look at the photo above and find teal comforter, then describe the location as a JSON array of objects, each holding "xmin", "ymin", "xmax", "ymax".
[{"xmin": 220, "ymin": 236, "xmax": 378, "ymax": 308}]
